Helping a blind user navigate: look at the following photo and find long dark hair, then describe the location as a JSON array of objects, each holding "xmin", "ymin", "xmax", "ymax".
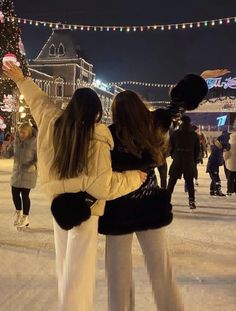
[
  {"xmin": 51, "ymin": 88, "xmax": 103, "ymax": 179},
  {"xmin": 112, "ymin": 90, "xmax": 164, "ymax": 164}
]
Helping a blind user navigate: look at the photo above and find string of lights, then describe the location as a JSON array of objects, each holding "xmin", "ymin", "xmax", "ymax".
[
  {"xmin": 108, "ymin": 81, "xmax": 175, "ymax": 88},
  {"xmin": 29, "ymin": 78, "xmax": 175, "ymax": 89},
  {"xmin": 1, "ymin": 15, "xmax": 236, "ymax": 32}
]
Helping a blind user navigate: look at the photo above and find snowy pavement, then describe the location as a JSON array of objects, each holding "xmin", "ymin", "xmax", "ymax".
[{"xmin": 0, "ymin": 158, "xmax": 236, "ymax": 311}]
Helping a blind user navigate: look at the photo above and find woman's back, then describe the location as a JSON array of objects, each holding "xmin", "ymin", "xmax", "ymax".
[
  {"xmin": 224, "ymin": 133, "xmax": 236, "ymax": 171},
  {"xmin": 99, "ymin": 91, "xmax": 172, "ymax": 235},
  {"xmin": 14, "ymin": 79, "xmax": 142, "ymax": 216}
]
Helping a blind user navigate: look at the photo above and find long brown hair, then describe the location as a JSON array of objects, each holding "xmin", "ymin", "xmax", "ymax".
[
  {"xmin": 18, "ymin": 122, "xmax": 33, "ymax": 136},
  {"xmin": 51, "ymin": 88, "xmax": 103, "ymax": 179},
  {"xmin": 112, "ymin": 90, "xmax": 164, "ymax": 164}
]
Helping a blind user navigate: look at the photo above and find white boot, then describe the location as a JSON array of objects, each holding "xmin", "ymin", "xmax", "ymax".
[
  {"xmin": 14, "ymin": 210, "xmax": 22, "ymax": 226},
  {"xmin": 17, "ymin": 215, "xmax": 29, "ymax": 228}
]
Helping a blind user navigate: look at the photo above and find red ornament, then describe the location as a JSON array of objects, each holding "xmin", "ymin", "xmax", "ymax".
[
  {"xmin": 2, "ymin": 52, "xmax": 20, "ymax": 66},
  {"xmin": 0, "ymin": 11, "xmax": 4, "ymax": 24}
]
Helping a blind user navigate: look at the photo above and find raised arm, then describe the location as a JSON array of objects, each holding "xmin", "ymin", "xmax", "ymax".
[
  {"xmin": 200, "ymin": 69, "xmax": 230, "ymax": 79},
  {"xmin": 2, "ymin": 62, "xmax": 60, "ymax": 128}
]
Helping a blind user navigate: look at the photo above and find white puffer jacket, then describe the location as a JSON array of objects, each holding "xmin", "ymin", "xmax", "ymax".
[
  {"xmin": 16, "ymin": 78, "xmax": 142, "ymax": 216},
  {"xmin": 223, "ymin": 132, "xmax": 236, "ymax": 172}
]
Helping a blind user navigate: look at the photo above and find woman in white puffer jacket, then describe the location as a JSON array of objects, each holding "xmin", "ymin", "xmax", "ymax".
[
  {"xmin": 224, "ymin": 132, "xmax": 236, "ymax": 195},
  {"xmin": 3, "ymin": 62, "xmax": 146, "ymax": 311}
]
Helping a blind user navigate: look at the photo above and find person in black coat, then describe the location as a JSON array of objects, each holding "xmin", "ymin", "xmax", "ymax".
[
  {"xmin": 98, "ymin": 90, "xmax": 183, "ymax": 311},
  {"xmin": 217, "ymin": 130, "xmax": 231, "ymax": 179},
  {"xmin": 167, "ymin": 115, "xmax": 200, "ymax": 209},
  {"xmin": 206, "ymin": 139, "xmax": 226, "ymax": 196},
  {"xmin": 152, "ymin": 108, "xmax": 172, "ymax": 189}
]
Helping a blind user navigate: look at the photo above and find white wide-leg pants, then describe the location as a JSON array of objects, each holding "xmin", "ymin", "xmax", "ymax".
[
  {"xmin": 53, "ymin": 216, "xmax": 98, "ymax": 311},
  {"xmin": 106, "ymin": 227, "xmax": 184, "ymax": 311}
]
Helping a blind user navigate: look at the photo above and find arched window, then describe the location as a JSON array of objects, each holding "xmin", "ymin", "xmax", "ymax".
[
  {"xmin": 49, "ymin": 44, "xmax": 56, "ymax": 56},
  {"xmin": 58, "ymin": 43, "xmax": 65, "ymax": 56},
  {"xmin": 44, "ymin": 82, "xmax": 51, "ymax": 96},
  {"xmin": 55, "ymin": 77, "xmax": 64, "ymax": 98},
  {"xmin": 38, "ymin": 81, "xmax": 43, "ymax": 89}
]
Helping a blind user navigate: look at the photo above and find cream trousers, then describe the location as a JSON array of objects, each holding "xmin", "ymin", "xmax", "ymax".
[
  {"xmin": 53, "ymin": 216, "xmax": 98, "ymax": 311},
  {"xmin": 106, "ymin": 227, "xmax": 184, "ymax": 311}
]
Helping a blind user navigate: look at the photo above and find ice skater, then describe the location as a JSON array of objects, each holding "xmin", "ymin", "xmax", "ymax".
[
  {"xmin": 206, "ymin": 138, "xmax": 226, "ymax": 196},
  {"xmin": 223, "ymin": 132, "xmax": 236, "ymax": 195},
  {"xmin": 3, "ymin": 122, "xmax": 37, "ymax": 228},
  {"xmin": 99, "ymin": 91, "xmax": 183, "ymax": 311},
  {"xmin": 3, "ymin": 62, "xmax": 146, "ymax": 311},
  {"xmin": 167, "ymin": 116, "xmax": 200, "ymax": 209}
]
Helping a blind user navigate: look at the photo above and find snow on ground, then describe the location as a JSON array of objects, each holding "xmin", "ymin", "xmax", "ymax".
[{"xmin": 0, "ymin": 158, "xmax": 236, "ymax": 311}]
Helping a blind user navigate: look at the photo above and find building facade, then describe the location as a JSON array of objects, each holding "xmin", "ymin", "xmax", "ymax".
[{"xmin": 29, "ymin": 29, "xmax": 123, "ymax": 124}]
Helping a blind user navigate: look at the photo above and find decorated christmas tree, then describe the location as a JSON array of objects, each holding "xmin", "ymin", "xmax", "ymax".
[{"xmin": 0, "ymin": 0, "xmax": 29, "ymax": 130}]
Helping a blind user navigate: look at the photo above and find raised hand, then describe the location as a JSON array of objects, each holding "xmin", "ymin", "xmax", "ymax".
[
  {"xmin": 200, "ymin": 69, "xmax": 230, "ymax": 79},
  {"xmin": 2, "ymin": 61, "xmax": 24, "ymax": 83}
]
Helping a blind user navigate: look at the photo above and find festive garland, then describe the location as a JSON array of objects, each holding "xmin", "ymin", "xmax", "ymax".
[
  {"xmin": 1, "ymin": 15, "xmax": 236, "ymax": 32},
  {"xmin": 20, "ymin": 77, "xmax": 174, "ymax": 89},
  {"xmin": 108, "ymin": 81, "xmax": 175, "ymax": 88}
]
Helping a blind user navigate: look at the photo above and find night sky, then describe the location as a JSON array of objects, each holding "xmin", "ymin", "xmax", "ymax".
[{"xmin": 15, "ymin": 0, "xmax": 236, "ymax": 100}]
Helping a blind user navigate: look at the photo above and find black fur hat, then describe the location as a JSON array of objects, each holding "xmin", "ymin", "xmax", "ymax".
[
  {"xmin": 152, "ymin": 108, "xmax": 172, "ymax": 132},
  {"xmin": 170, "ymin": 74, "xmax": 208, "ymax": 111},
  {"xmin": 181, "ymin": 115, "xmax": 191, "ymax": 124},
  {"xmin": 51, "ymin": 192, "xmax": 92, "ymax": 230}
]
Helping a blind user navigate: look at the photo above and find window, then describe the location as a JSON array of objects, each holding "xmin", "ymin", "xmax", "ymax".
[
  {"xmin": 57, "ymin": 85, "xmax": 63, "ymax": 97},
  {"xmin": 82, "ymin": 76, "xmax": 89, "ymax": 83},
  {"xmin": 49, "ymin": 44, "xmax": 56, "ymax": 56},
  {"xmin": 44, "ymin": 82, "xmax": 51, "ymax": 96},
  {"xmin": 55, "ymin": 77, "xmax": 64, "ymax": 98},
  {"xmin": 58, "ymin": 43, "xmax": 65, "ymax": 56}
]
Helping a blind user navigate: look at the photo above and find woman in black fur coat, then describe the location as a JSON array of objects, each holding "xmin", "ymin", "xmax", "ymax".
[{"xmin": 98, "ymin": 91, "xmax": 184, "ymax": 311}]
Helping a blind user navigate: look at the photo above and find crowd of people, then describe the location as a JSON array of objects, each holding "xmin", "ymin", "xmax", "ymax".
[{"xmin": 0, "ymin": 62, "xmax": 233, "ymax": 311}]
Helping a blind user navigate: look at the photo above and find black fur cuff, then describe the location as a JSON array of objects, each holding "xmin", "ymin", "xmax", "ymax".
[{"xmin": 51, "ymin": 192, "xmax": 92, "ymax": 230}]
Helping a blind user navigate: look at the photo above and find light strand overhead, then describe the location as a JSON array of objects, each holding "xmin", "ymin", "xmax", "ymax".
[
  {"xmin": 2, "ymin": 15, "xmax": 236, "ymax": 32},
  {"xmin": 108, "ymin": 81, "xmax": 175, "ymax": 88}
]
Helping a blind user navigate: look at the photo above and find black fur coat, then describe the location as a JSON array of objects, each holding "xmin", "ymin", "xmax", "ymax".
[{"xmin": 98, "ymin": 124, "xmax": 173, "ymax": 235}]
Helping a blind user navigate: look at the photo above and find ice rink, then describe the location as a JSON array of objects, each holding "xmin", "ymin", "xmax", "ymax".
[{"xmin": 0, "ymin": 158, "xmax": 236, "ymax": 311}]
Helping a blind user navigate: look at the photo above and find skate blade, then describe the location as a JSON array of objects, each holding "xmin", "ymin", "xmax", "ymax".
[{"xmin": 16, "ymin": 224, "xmax": 29, "ymax": 231}]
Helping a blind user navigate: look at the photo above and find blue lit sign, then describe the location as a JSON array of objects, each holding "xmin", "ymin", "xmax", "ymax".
[
  {"xmin": 206, "ymin": 77, "xmax": 236, "ymax": 90},
  {"xmin": 216, "ymin": 115, "xmax": 227, "ymax": 126}
]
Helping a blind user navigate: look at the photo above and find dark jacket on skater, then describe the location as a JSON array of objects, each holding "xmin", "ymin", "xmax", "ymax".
[
  {"xmin": 206, "ymin": 140, "xmax": 224, "ymax": 173},
  {"xmin": 217, "ymin": 130, "xmax": 231, "ymax": 151},
  {"xmin": 217, "ymin": 130, "xmax": 231, "ymax": 179},
  {"xmin": 206, "ymin": 139, "xmax": 225, "ymax": 196},
  {"xmin": 168, "ymin": 118, "xmax": 200, "ymax": 180},
  {"xmin": 167, "ymin": 116, "xmax": 200, "ymax": 209},
  {"xmin": 98, "ymin": 124, "xmax": 173, "ymax": 235}
]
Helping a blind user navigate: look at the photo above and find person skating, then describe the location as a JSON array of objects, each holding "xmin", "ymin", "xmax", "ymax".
[
  {"xmin": 152, "ymin": 107, "xmax": 171, "ymax": 189},
  {"xmin": 3, "ymin": 123, "xmax": 37, "ymax": 228},
  {"xmin": 218, "ymin": 130, "xmax": 231, "ymax": 179},
  {"xmin": 99, "ymin": 90, "xmax": 183, "ymax": 311},
  {"xmin": 167, "ymin": 115, "xmax": 200, "ymax": 209},
  {"xmin": 206, "ymin": 139, "xmax": 226, "ymax": 196},
  {"xmin": 223, "ymin": 132, "xmax": 236, "ymax": 195},
  {"xmin": 3, "ymin": 62, "xmax": 146, "ymax": 311}
]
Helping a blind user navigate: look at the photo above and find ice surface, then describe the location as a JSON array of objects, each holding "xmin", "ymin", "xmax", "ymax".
[{"xmin": 0, "ymin": 158, "xmax": 236, "ymax": 311}]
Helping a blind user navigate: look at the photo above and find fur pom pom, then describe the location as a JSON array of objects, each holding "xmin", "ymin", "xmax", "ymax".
[{"xmin": 51, "ymin": 192, "xmax": 92, "ymax": 230}]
